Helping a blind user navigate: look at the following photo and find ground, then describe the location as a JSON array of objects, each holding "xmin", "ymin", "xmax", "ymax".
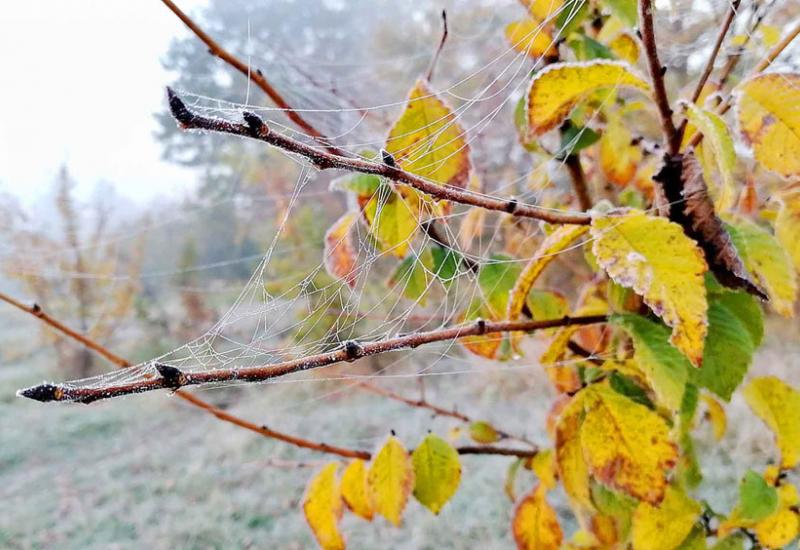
[{"xmin": 1, "ymin": 320, "xmax": 798, "ymax": 549}]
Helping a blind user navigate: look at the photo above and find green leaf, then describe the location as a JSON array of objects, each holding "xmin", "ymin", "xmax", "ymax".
[
  {"xmin": 569, "ymin": 35, "xmax": 614, "ymax": 61},
  {"xmin": 559, "ymin": 121, "xmax": 601, "ymax": 157},
  {"xmin": 478, "ymin": 255, "xmax": 522, "ymax": 317},
  {"xmin": 677, "ymin": 526, "xmax": 708, "ymax": 550},
  {"xmin": 330, "ymin": 173, "xmax": 382, "ymax": 197},
  {"xmin": 679, "ymin": 383, "xmax": 700, "ymax": 425},
  {"xmin": 526, "ymin": 289, "xmax": 569, "ymax": 321},
  {"xmin": 613, "ymin": 314, "xmax": 690, "ymax": 411},
  {"xmin": 739, "ymin": 470, "xmax": 778, "ymax": 521},
  {"xmin": 711, "ymin": 289, "xmax": 764, "ymax": 347},
  {"xmin": 469, "ymin": 421, "xmax": 501, "ymax": 444},
  {"xmin": 710, "ymin": 534, "xmax": 745, "ymax": 550},
  {"xmin": 387, "ymin": 249, "xmax": 434, "ymax": 304},
  {"xmin": 603, "ymin": 0, "xmax": 637, "ymax": 26},
  {"xmin": 431, "ymin": 245, "xmax": 461, "ymax": 287},
  {"xmin": 610, "ymin": 372, "xmax": 654, "ymax": 409},
  {"xmin": 556, "ymin": 0, "xmax": 590, "ymax": 35},
  {"xmin": 689, "ymin": 300, "xmax": 755, "ymax": 401},
  {"xmin": 412, "ymin": 434, "xmax": 461, "ymax": 514}
]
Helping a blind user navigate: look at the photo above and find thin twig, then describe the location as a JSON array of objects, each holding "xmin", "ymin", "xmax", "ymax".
[
  {"xmin": 686, "ymin": 19, "xmax": 800, "ymax": 149},
  {"xmin": 18, "ymin": 315, "xmax": 608, "ymax": 403},
  {"xmin": 357, "ymin": 382, "xmax": 537, "ymax": 447},
  {"xmin": 165, "ymin": 89, "xmax": 591, "ymax": 225},
  {"xmin": 639, "ymin": 0, "xmax": 680, "ymax": 154},
  {"xmin": 160, "ymin": 0, "xmax": 347, "ymax": 156},
  {"xmin": 675, "ymin": 0, "xmax": 741, "ymax": 142},
  {"xmin": 715, "ymin": 1, "xmax": 773, "ymax": 89},
  {"xmin": 425, "ymin": 10, "xmax": 449, "ymax": 82}
]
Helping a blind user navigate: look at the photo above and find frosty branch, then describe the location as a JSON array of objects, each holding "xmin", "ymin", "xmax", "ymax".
[
  {"xmin": 165, "ymin": 89, "xmax": 592, "ymax": 225},
  {"xmin": 19, "ymin": 314, "xmax": 607, "ymax": 403}
]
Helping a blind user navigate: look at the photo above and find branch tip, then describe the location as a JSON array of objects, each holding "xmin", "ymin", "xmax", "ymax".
[
  {"xmin": 166, "ymin": 87, "xmax": 194, "ymax": 127},
  {"xmin": 18, "ymin": 383, "xmax": 62, "ymax": 403}
]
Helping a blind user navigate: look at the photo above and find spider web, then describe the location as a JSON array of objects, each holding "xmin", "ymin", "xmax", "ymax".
[{"xmin": 20, "ymin": 0, "xmax": 771, "ymax": 402}]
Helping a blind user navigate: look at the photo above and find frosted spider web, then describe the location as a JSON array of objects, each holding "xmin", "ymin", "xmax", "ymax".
[{"xmin": 18, "ymin": 0, "xmax": 774, "ymax": 402}]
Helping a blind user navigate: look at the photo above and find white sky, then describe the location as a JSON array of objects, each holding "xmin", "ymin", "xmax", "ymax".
[{"xmin": 0, "ymin": 0, "xmax": 209, "ymax": 206}]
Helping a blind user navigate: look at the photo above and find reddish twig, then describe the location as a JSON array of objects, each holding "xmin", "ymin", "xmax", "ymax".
[
  {"xmin": 165, "ymin": 89, "xmax": 591, "ymax": 225},
  {"xmin": 675, "ymin": 0, "xmax": 741, "ymax": 142},
  {"xmin": 160, "ymin": 0, "xmax": 347, "ymax": 156},
  {"xmin": 564, "ymin": 154, "xmax": 591, "ymax": 210},
  {"xmin": 19, "ymin": 315, "xmax": 608, "ymax": 403},
  {"xmin": 638, "ymin": 0, "xmax": 680, "ymax": 154},
  {"xmin": 357, "ymin": 382, "xmax": 537, "ymax": 447}
]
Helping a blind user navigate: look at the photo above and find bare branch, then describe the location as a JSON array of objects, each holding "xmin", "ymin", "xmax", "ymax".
[
  {"xmin": 638, "ymin": 0, "xmax": 680, "ymax": 154},
  {"xmin": 18, "ymin": 314, "xmax": 607, "ymax": 403},
  {"xmin": 425, "ymin": 10, "xmax": 449, "ymax": 82},
  {"xmin": 357, "ymin": 382, "xmax": 536, "ymax": 447},
  {"xmin": 675, "ymin": 0, "xmax": 742, "ymax": 143},
  {"xmin": 159, "ymin": 0, "xmax": 347, "ymax": 156},
  {"xmin": 166, "ymin": 89, "xmax": 592, "ymax": 225},
  {"xmin": 686, "ymin": 19, "xmax": 800, "ymax": 149}
]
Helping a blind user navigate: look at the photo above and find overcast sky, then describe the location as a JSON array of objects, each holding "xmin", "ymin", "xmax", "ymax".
[{"xmin": 0, "ymin": 1, "xmax": 208, "ymax": 206}]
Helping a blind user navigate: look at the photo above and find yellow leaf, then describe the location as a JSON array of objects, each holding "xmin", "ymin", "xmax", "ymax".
[
  {"xmin": 521, "ymin": 0, "xmax": 563, "ymax": 21},
  {"xmin": 526, "ymin": 61, "xmax": 650, "ymax": 137},
  {"xmin": 744, "ymin": 376, "xmax": 800, "ymax": 468},
  {"xmin": 458, "ymin": 299, "xmax": 503, "ymax": 359},
  {"xmin": 367, "ymin": 435, "xmax": 415, "ymax": 526},
  {"xmin": 385, "ymin": 79, "xmax": 471, "ymax": 187},
  {"xmin": 506, "ymin": 18, "xmax": 558, "ymax": 59},
  {"xmin": 631, "ymin": 486, "xmax": 701, "ymax": 550},
  {"xmin": 512, "ymin": 484, "xmax": 564, "ymax": 550},
  {"xmin": 540, "ymin": 325, "xmax": 581, "ymax": 366},
  {"xmin": 608, "ymin": 32, "xmax": 640, "ymax": 64},
  {"xmin": 324, "ymin": 213, "xmax": 359, "ymax": 287},
  {"xmin": 684, "ymin": 103, "xmax": 737, "ymax": 212},
  {"xmin": 470, "ymin": 421, "xmax": 501, "ymax": 444},
  {"xmin": 303, "ymin": 463, "xmax": 345, "ymax": 550},
  {"xmin": 735, "ymin": 73, "xmax": 800, "ymax": 177},
  {"xmin": 580, "ymin": 385, "xmax": 678, "ymax": 504},
  {"xmin": 340, "ymin": 459, "xmax": 373, "ymax": 521},
  {"xmin": 600, "ymin": 108, "xmax": 642, "ymax": 186},
  {"xmin": 412, "ymin": 433, "xmax": 461, "ymax": 514},
  {"xmin": 529, "ymin": 449, "xmax": 558, "ymax": 490},
  {"xmin": 363, "ymin": 186, "xmax": 417, "ymax": 258},
  {"xmin": 701, "ymin": 394, "xmax": 727, "ymax": 441},
  {"xmin": 727, "ymin": 218, "xmax": 797, "ymax": 317},
  {"xmin": 555, "ymin": 393, "xmax": 593, "ymax": 508},
  {"xmin": 754, "ymin": 507, "xmax": 800, "ymax": 549},
  {"xmin": 775, "ymin": 189, "xmax": 800, "ymax": 274},
  {"xmin": 507, "ymin": 224, "xmax": 589, "ymax": 320},
  {"xmin": 759, "ymin": 24, "xmax": 782, "ymax": 47},
  {"xmin": 591, "ymin": 209, "xmax": 709, "ymax": 366}
]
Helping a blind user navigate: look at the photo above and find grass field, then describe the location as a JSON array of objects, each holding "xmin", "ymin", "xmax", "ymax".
[{"xmin": 1, "ymin": 320, "xmax": 798, "ymax": 549}]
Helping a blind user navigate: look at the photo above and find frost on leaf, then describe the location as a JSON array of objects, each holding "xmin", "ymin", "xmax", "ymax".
[
  {"xmin": 384, "ymin": 79, "xmax": 471, "ymax": 188},
  {"xmin": 505, "ymin": 18, "xmax": 557, "ymax": 59},
  {"xmin": 591, "ymin": 209, "xmax": 708, "ymax": 366},
  {"xmin": 526, "ymin": 60, "xmax": 650, "ymax": 137},
  {"xmin": 303, "ymin": 463, "xmax": 345, "ymax": 550},
  {"xmin": 735, "ymin": 72, "xmax": 800, "ymax": 178}
]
